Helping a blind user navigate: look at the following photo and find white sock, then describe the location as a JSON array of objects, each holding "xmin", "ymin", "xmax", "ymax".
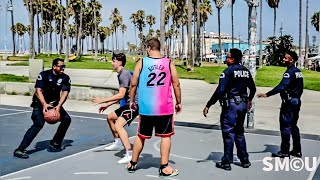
[
  {"xmin": 126, "ymin": 150, "xmax": 132, "ymax": 156},
  {"xmin": 115, "ymin": 138, "xmax": 121, "ymax": 145}
]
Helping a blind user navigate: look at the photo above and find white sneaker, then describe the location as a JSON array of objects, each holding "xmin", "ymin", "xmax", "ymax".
[
  {"xmin": 105, "ymin": 142, "xmax": 123, "ymax": 151},
  {"xmin": 117, "ymin": 154, "xmax": 132, "ymax": 164}
]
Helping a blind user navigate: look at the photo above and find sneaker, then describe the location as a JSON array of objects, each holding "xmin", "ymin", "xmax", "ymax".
[
  {"xmin": 13, "ymin": 149, "xmax": 29, "ymax": 159},
  {"xmin": 289, "ymin": 151, "xmax": 302, "ymax": 158},
  {"xmin": 216, "ymin": 162, "xmax": 232, "ymax": 171},
  {"xmin": 272, "ymin": 151, "xmax": 289, "ymax": 158},
  {"xmin": 118, "ymin": 154, "xmax": 132, "ymax": 164},
  {"xmin": 49, "ymin": 142, "xmax": 64, "ymax": 151},
  {"xmin": 126, "ymin": 161, "xmax": 137, "ymax": 173},
  {"xmin": 241, "ymin": 161, "xmax": 251, "ymax": 168},
  {"xmin": 105, "ymin": 142, "xmax": 123, "ymax": 151}
]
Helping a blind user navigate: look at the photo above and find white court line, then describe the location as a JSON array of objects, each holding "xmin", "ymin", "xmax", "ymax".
[
  {"xmin": 307, "ymin": 155, "xmax": 320, "ymax": 180},
  {"xmin": 74, "ymin": 172, "xmax": 109, "ymax": 175},
  {"xmin": 0, "ymin": 136, "xmax": 136, "ymax": 179},
  {"xmin": 0, "ymin": 108, "xmax": 30, "ymax": 112},
  {"xmin": 145, "ymin": 174, "xmax": 180, "ymax": 180},
  {"xmin": 0, "ymin": 112, "xmax": 29, "ymax": 117},
  {"xmin": 3, "ymin": 177, "xmax": 31, "ymax": 180}
]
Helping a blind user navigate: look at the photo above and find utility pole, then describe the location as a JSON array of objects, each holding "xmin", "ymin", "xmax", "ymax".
[
  {"xmin": 246, "ymin": 0, "xmax": 258, "ymax": 129},
  {"xmin": 279, "ymin": 20, "xmax": 284, "ymax": 37},
  {"xmin": 305, "ymin": 0, "xmax": 309, "ymax": 68}
]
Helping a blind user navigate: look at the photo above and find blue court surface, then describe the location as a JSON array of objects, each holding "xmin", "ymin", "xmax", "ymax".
[{"xmin": 0, "ymin": 105, "xmax": 319, "ymax": 180}]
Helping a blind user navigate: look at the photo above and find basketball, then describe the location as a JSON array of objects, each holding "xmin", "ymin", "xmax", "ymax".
[{"xmin": 44, "ymin": 109, "xmax": 60, "ymax": 124}]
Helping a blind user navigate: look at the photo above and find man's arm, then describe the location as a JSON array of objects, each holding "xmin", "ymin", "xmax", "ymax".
[
  {"xmin": 129, "ymin": 59, "xmax": 142, "ymax": 104},
  {"xmin": 170, "ymin": 61, "xmax": 181, "ymax": 104},
  {"xmin": 96, "ymin": 88, "xmax": 127, "ymax": 104},
  {"xmin": 257, "ymin": 72, "xmax": 292, "ymax": 98},
  {"xmin": 248, "ymin": 72, "xmax": 256, "ymax": 101}
]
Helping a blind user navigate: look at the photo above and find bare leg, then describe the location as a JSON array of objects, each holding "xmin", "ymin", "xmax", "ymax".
[
  {"xmin": 131, "ymin": 136, "xmax": 145, "ymax": 163},
  {"xmin": 115, "ymin": 117, "xmax": 131, "ymax": 151},
  {"xmin": 160, "ymin": 137, "xmax": 171, "ymax": 165},
  {"xmin": 107, "ymin": 112, "xmax": 119, "ymax": 138}
]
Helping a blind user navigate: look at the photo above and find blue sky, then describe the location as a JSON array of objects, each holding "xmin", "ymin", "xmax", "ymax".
[{"xmin": 0, "ymin": 0, "xmax": 319, "ymax": 51}]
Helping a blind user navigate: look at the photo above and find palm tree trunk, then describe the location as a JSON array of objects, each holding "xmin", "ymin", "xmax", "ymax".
[
  {"xmin": 273, "ymin": 8, "xmax": 277, "ymax": 37},
  {"xmin": 218, "ymin": 8, "xmax": 222, "ymax": 66},
  {"xmin": 181, "ymin": 24, "xmax": 185, "ymax": 59},
  {"xmin": 160, "ymin": 0, "xmax": 165, "ymax": 55},
  {"xmin": 298, "ymin": 0, "xmax": 302, "ymax": 68},
  {"xmin": 231, "ymin": 2, "xmax": 234, "ymax": 48},
  {"xmin": 305, "ymin": 0, "xmax": 309, "ymax": 67},
  {"xmin": 10, "ymin": 0, "xmax": 16, "ymax": 56},
  {"xmin": 37, "ymin": 13, "xmax": 41, "ymax": 54},
  {"xmin": 27, "ymin": 0, "xmax": 35, "ymax": 59},
  {"xmin": 94, "ymin": 3, "xmax": 98, "ymax": 61},
  {"xmin": 122, "ymin": 32, "xmax": 124, "ymax": 51},
  {"xmin": 65, "ymin": 0, "xmax": 70, "ymax": 62},
  {"xmin": 259, "ymin": 0, "xmax": 263, "ymax": 67},
  {"xmin": 59, "ymin": 0, "xmax": 63, "ymax": 55},
  {"xmin": 77, "ymin": 3, "xmax": 83, "ymax": 56},
  {"xmin": 49, "ymin": 30, "xmax": 53, "ymax": 55},
  {"xmin": 196, "ymin": 0, "xmax": 201, "ymax": 66},
  {"xmin": 187, "ymin": 0, "xmax": 193, "ymax": 70}
]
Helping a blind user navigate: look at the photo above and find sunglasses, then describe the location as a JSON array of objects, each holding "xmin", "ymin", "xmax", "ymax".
[
  {"xmin": 226, "ymin": 56, "xmax": 233, "ymax": 59},
  {"xmin": 57, "ymin": 65, "xmax": 66, "ymax": 69}
]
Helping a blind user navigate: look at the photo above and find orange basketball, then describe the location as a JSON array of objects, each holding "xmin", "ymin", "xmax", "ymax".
[{"xmin": 44, "ymin": 109, "xmax": 60, "ymax": 124}]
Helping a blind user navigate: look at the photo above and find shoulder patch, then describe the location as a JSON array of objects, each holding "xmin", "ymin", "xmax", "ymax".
[
  {"xmin": 283, "ymin": 73, "xmax": 290, "ymax": 78},
  {"xmin": 69, "ymin": 79, "xmax": 71, "ymax": 84},
  {"xmin": 37, "ymin": 74, "xmax": 42, "ymax": 80},
  {"xmin": 220, "ymin": 73, "xmax": 225, "ymax": 78}
]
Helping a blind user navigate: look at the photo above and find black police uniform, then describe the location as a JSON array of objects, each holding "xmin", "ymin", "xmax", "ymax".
[
  {"xmin": 16, "ymin": 70, "xmax": 71, "ymax": 153},
  {"xmin": 206, "ymin": 63, "xmax": 256, "ymax": 165},
  {"xmin": 266, "ymin": 65, "xmax": 303, "ymax": 156}
]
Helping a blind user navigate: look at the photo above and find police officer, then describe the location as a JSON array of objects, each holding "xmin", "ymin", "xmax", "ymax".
[
  {"xmin": 13, "ymin": 58, "xmax": 71, "ymax": 159},
  {"xmin": 203, "ymin": 48, "xmax": 256, "ymax": 171},
  {"xmin": 257, "ymin": 50, "xmax": 303, "ymax": 158}
]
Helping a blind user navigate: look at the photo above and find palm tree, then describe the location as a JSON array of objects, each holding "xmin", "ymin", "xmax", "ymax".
[
  {"xmin": 130, "ymin": 12, "xmax": 138, "ymax": 49},
  {"xmin": 187, "ymin": 0, "xmax": 193, "ymax": 71},
  {"xmin": 98, "ymin": 26, "xmax": 107, "ymax": 53},
  {"xmin": 15, "ymin": 23, "xmax": 26, "ymax": 53},
  {"xmin": 160, "ymin": 0, "xmax": 165, "ymax": 55},
  {"xmin": 8, "ymin": 0, "xmax": 16, "ymax": 56},
  {"xmin": 65, "ymin": 0, "xmax": 70, "ymax": 62},
  {"xmin": 23, "ymin": 0, "xmax": 35, "ymax": 58},
  {"xmin": 214, "ymin": 0, "xmax": 225, "ymax": 66},
  {"xmin": 305, "ymin": 0, "xmax": 309, "ymax": 63},
  {"xmin": 135, "ymin": 10, "xmax": 146, "ymax": 53},
  {"xmin": 267, "ymin": 0, "xmax": 280, "ymax": 37},
  {"xmin": 298, "ymin": 0, "xmax": 302, "ymax": 67},
  {"xmin": 230, "ymin": 0, "xmax": 236, "ymax": 48},
  {"xmin": 311, "ymin": 12, "xmax": 319, "ymax": 31},
  {"xmin": 110, "ymin": 8, "xmax": 123, "ymax": 51},
  {"xmin": 146, "ymin": 15, "xmax": 156, "ymax": 31},
  {"xmin": 120, "ymin": 24, "xmax": 127, "ymax": 51},
  {"xmin": 195, "ymin": 0, "xmax": 201, "ymax": 66}
]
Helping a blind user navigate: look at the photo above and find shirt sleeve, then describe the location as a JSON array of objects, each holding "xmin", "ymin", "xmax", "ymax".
[
  {"xmin": 266, "ymin": 71, "xmax": 292, "ymax": 97},
  {"xmin": 61, "ymin": 75, "xmax": 71, "ymax": 92},
  {"xmin": 206, "ymin": 69, "xmax": 230, "ymax": 108},
  {"xmin": 119, "ymin": 72, "xmax": 131, "ymax": 88},
  {"xmin": 35, "ymin": 71, "xmax": 46, "ymax": 89}
]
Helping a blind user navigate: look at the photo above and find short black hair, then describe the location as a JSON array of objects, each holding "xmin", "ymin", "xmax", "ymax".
[
  {"xmin": 146, "ymin": 38, "xmax": 161, "ymax": 51},
  {"xmin": 286, "ymin": 50, "xmax": 298, "ymax": 62},
  {"xmin": 52, "ymin": 58, "xmax": 64, "ymax": 68},
  {"xmin": 229, "ymin": 48, "xmax": 243, "ymax": 62},
  {"xmin": 112, "ymin": 53, "xmax": 126, "ymax": 67}
]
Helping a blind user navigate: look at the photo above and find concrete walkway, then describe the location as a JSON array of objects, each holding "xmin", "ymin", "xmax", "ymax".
[{"xmin": 1, "ymin": 62, "xmax": 320, "ymax": 135}]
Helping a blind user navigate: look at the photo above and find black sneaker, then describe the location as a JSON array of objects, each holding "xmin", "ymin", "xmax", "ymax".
[
  {"xmin": 126, "ymin": 161, "xmax": 137, "ymax": 173},
  {"xmin": 216, "ymin": 162, "xmax": 231, "ymax": 171},
  {"xmin": 241, "ymin": 161, "xmax": 251, "ymax": 168},
  {"xmin": 49, "ymin": 142, "xmax": 64, "ymax": 151},
  {"xmin": 13, "ymin": 149, "xmax": 29, "ymax": 159},
  {"xmin": 272, "ymin": 151, "xmax": 289, "ymax": 158},
  {"xmin": 289, "ymin": 151, "xmax": 302, "ymax": 158},
  {"xmin": 159, "ymin": 166, "xmax": 179, "ymax": 177}
]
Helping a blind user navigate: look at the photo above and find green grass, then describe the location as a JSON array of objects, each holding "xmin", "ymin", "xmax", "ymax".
[{"xmin": 0, "ymin": 74, "xmax": 29, "ymax": 82}]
